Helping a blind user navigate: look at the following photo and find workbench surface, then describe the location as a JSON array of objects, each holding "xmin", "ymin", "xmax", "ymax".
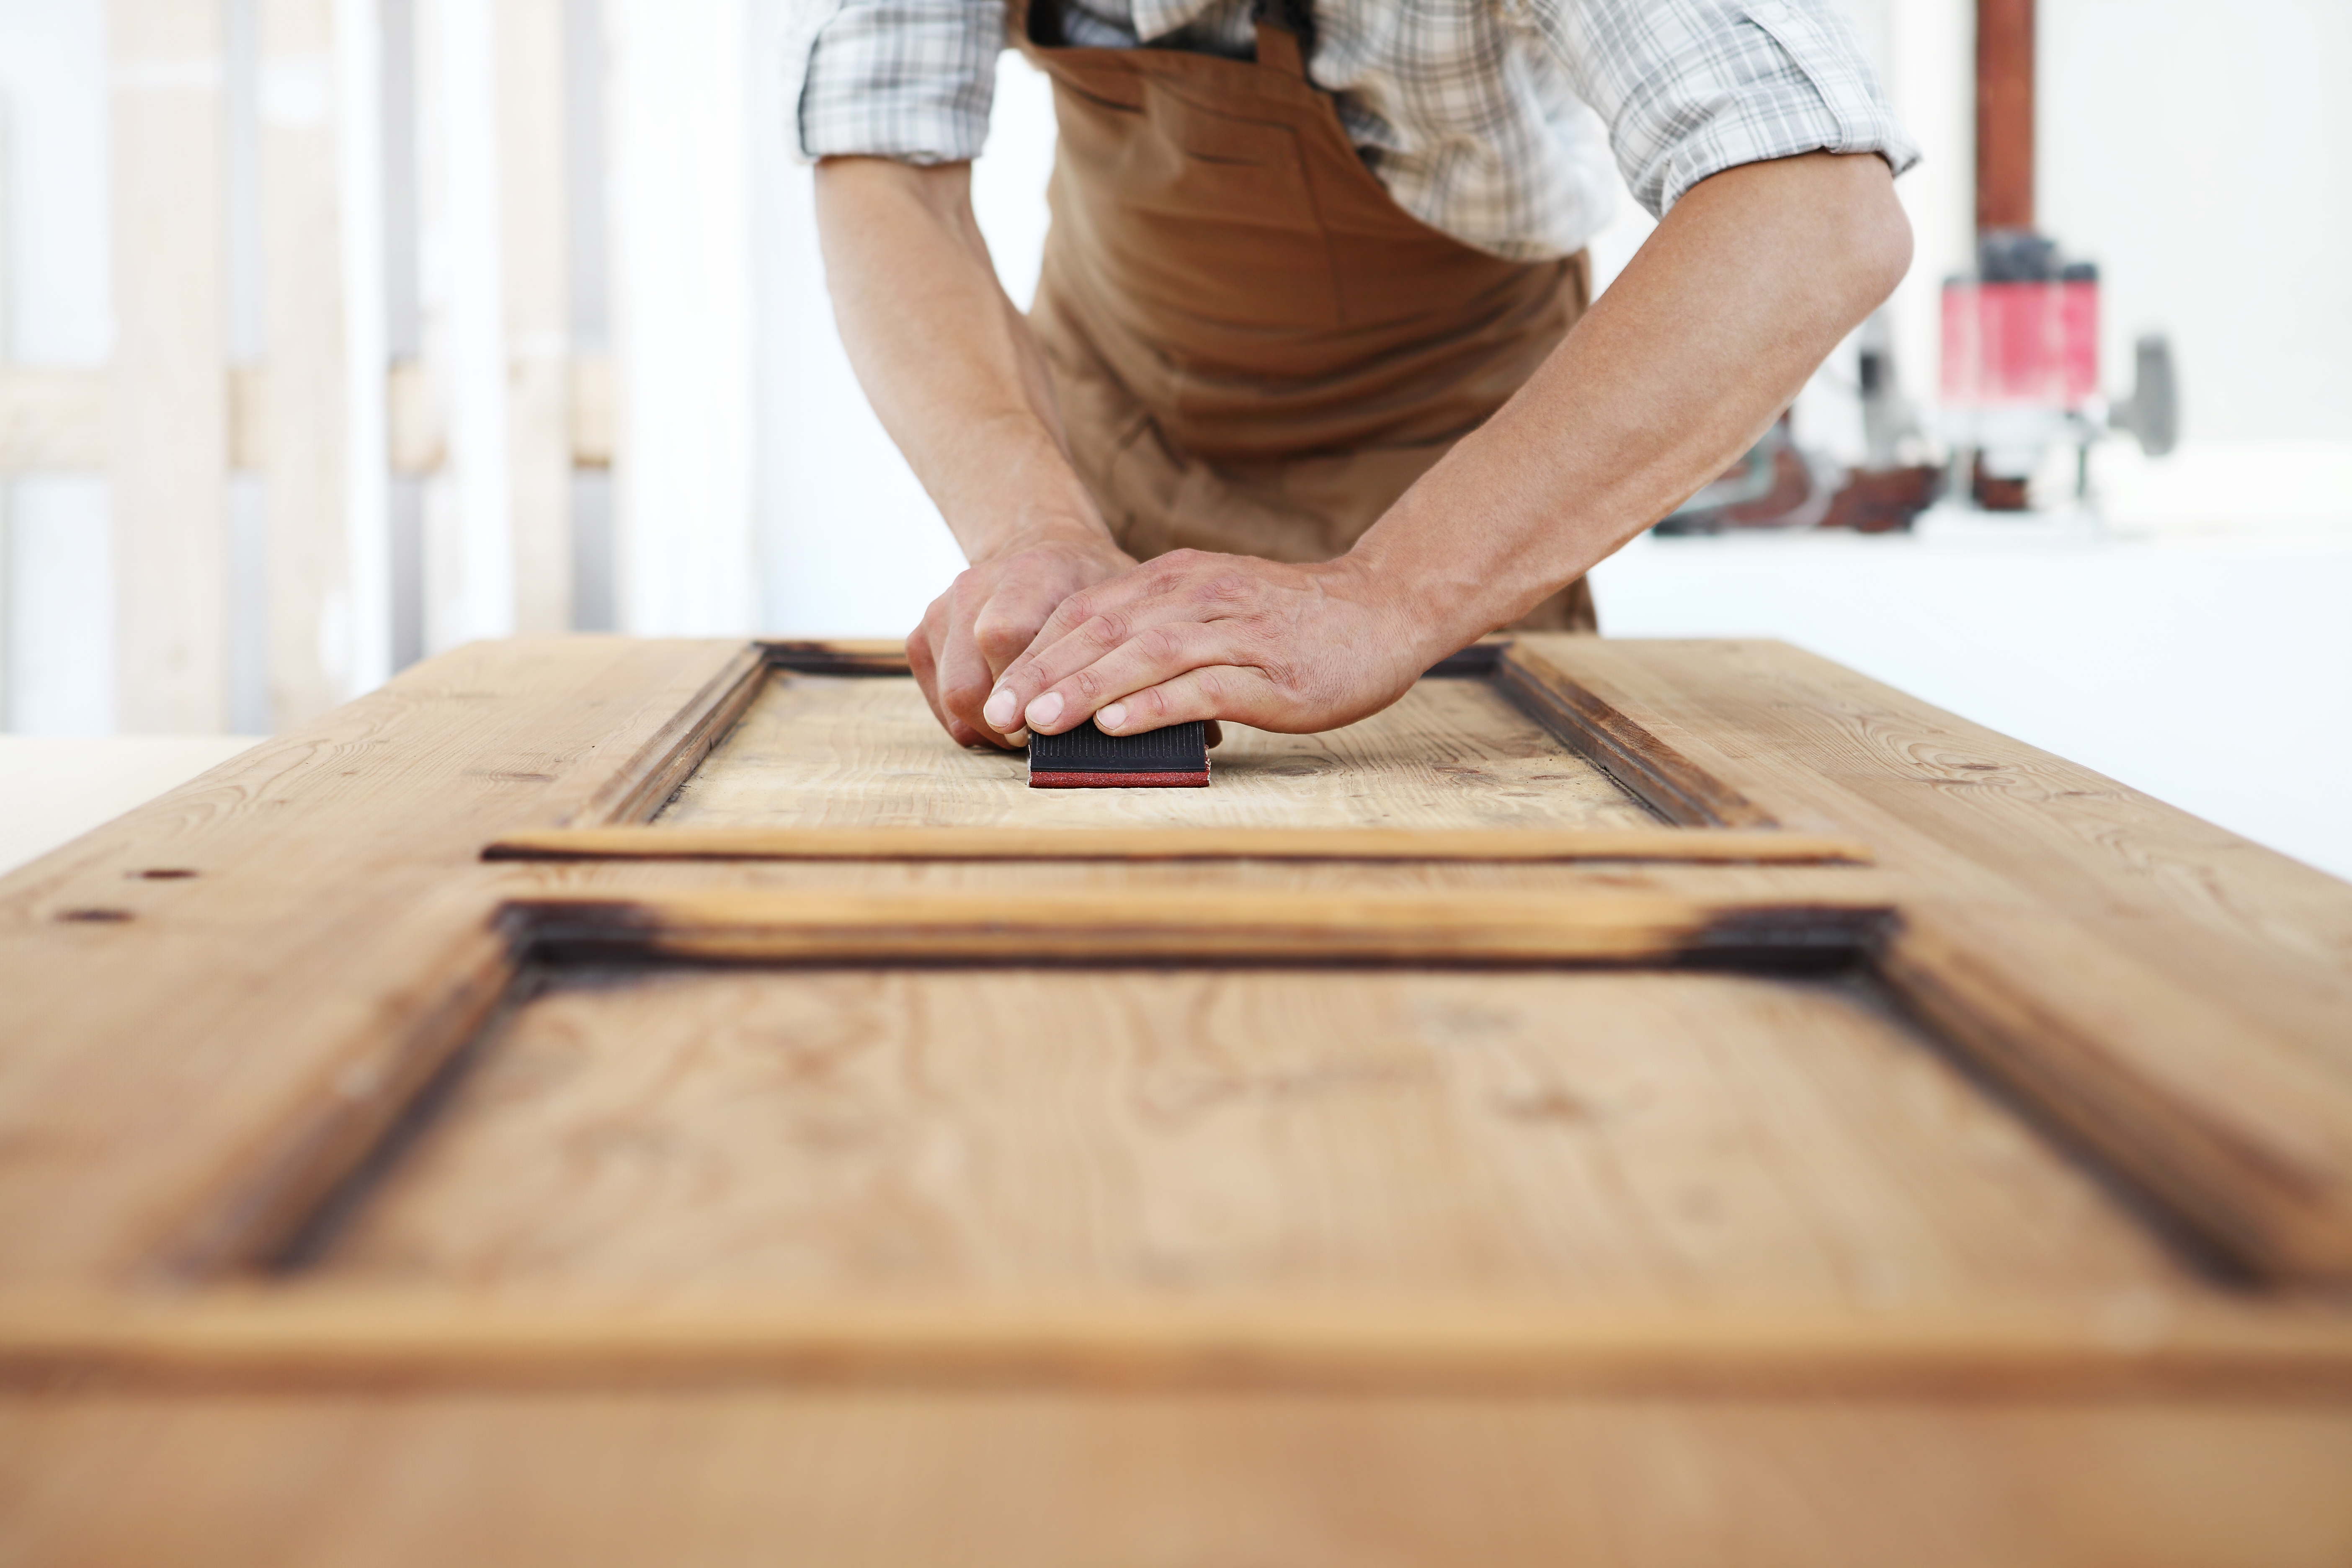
[{"xmin": 3, "ymin": 635, "xmax": 2347, "ymax": 1565}]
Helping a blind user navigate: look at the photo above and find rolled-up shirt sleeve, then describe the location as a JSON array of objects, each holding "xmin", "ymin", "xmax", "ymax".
[
  {"xmin": 1524, "ymin": 0, "xmax": 1921, "ymax": 218},
  {"xmin": 787, "ymin": 0, "xmax": 1007, "ymax": 165}
]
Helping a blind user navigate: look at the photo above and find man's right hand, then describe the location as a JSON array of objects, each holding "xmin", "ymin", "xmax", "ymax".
[{"xmin": 910, "ymin": 532, "xmax": 1135, "ymax": 748}]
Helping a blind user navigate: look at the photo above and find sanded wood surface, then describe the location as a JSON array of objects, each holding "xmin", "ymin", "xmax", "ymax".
[
  {"xmin": 488, "ymin": 824, "xmax": 1877, "ymax": 864},
  {"xmin": 2, "ymin": 1393, "xmax": 2348, "ymax": 1568},
  {"xmin": 658, "ymin": 672, "xmax": 1660, "ymax": 831},
  {"xmin": 315, "ymin": 965, "xmax": 2197, "ymax": 1309},
  {"xmin": 1506, "ymin": 637, "xmax": 2352, "ymax": 1279}
]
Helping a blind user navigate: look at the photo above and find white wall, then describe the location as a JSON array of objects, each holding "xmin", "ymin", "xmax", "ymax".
[{"xmin": 2041, "ymin": 0, "xmax": 2352, "ymax": 445}]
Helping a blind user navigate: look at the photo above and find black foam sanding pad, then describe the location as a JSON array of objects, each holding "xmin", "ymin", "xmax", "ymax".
[{"xmin": 1028, "ymin": 719, "xmax": 1211, "ymax": 789}]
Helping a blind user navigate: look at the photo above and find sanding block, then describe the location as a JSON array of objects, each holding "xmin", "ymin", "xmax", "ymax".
[{"xmin": 1028, "ymin": 719, "xmax": 1210, "ymax": 789}]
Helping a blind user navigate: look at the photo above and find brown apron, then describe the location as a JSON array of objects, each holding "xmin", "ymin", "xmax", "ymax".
[{"xmin": 1011, "ymin": 0, "xmax": 1598, "ymax": 632}]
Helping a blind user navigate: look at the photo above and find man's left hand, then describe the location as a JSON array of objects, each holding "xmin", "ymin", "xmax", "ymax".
[{"xmin": 980, "ymin": 548, "xmax": 1440, "ymax": 740}]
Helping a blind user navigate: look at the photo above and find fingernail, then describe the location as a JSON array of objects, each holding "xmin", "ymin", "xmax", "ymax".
[
  {"xmin": 1099, "ymin": 702, "xmax": 1127, "ymax": 732},
  {"xmin": 1006, "ymin": 728, "xmax": 1030, "ymax": 746},
  {"xmin": 983, "ymin": 689, "xmax": 1018, "ymax": 729},
  {"xmin": 1026, "ymin": 692, "xmax": 1064, "ymax": 729}
]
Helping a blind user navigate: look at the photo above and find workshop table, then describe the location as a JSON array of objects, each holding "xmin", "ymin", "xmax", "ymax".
[{"xmin": 1, "ymin": 635, "xmax": 2347, "ymax": 1565}]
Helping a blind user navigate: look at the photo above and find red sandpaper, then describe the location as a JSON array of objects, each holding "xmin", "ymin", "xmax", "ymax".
[{"xmin": 1029, "ymin": 769, "xmax": 1211, "ymax": 789}]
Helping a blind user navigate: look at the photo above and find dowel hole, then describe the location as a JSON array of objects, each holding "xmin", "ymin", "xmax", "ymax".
[
  {"xmin": 58, "ymin": 908, "xmax": 136, "ymax": 924},
  {"xmin": 133, "ymin": 868, "xmax": 200, "ymax": 881}
]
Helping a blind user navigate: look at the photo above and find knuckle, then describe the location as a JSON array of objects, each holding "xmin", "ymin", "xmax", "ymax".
[
  {"xmin": 1082, "ymin": 611, "xmax": 1130, "ymax": 651},
  {"xmin": 940, "ymin": 673, "xmax": 990, "ymax": 713},
  {"xmin": 970, "ymin": 613, "xmax": 1032, "ymax": 660},
  {"xmin": 1197, "ymin": 571, "xmax": 1253, "ymax": 606},
  {"xmin": 1136, "ymin": 624, "xmax": 1186, "ymax": 663}
]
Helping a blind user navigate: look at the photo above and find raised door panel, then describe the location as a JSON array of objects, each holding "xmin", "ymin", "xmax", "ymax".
[
  {"xmin": 308, "ymin": 965, "xmax": 2194, "ymax": 1311},
  {"xmin": 657, "ymin": 668, "xmax": 1661, "ymax": 831}
]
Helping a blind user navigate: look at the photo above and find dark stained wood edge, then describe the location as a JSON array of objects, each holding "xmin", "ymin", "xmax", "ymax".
[
  {"xmin": 1496, "ymin": 645, "xmax": 1778, "ymax": 828},
  {"xmin": 480, "ymin": 827, "xmax": 1879, "ymax": 866},
  {"xmin": 507, "ymin": 888, "xmax": 1898, "ymax": 967},
  {"xmin": 762, "ymin": 638, "xmax": 916, "ymax": 676},
  {"xmin": 1418, "ymin": 636, "xmax": 1511, "ymax": 679},
  {"xmin": 562, "ymin": 642, "xmax": 771, "ymax": 828},
  {"xmin": 3, "ymin": 1295, "xmax": 2347, "ymax": 1399}
]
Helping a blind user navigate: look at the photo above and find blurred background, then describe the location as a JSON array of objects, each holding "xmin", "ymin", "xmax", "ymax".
[{"xmin": 0, "ymin": 0, "xmax": 2347, "ymax": 876}]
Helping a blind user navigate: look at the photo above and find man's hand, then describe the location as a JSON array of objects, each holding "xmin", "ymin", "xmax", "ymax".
[
  {"xmin": 912, "ymin": 533, "xmax": 1135, "ymax": 747},
  {"xmin": 979, "ymin": 549, "xmax": 1437, "ymax": 740}
]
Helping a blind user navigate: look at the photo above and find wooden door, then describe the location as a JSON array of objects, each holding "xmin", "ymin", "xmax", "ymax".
[{"xmin": 3, "ymin": 635, "xmax": 2349, "ymax": 1565}]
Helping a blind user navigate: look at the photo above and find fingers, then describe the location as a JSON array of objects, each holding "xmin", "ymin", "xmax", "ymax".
[
  {"xmin": 935, "ymin": 620, "xmax": 1021, "ymax": 747},
  {"xmin": 1094, "ymin": 666, "xmax": 1286, "ymax": 736},
  {"xmin": 985, "ymin": 552, "xmax": 1254, "ymax": 733},
  {"xmin": 1016, "ymin": 617, "xmax": 1246, "ymax": 735},
  {"xmin": 910, "ymin": 595, "xmax": 995, "ymax": 749},
  {"xmin": 921, "ymin": 580, "xmax": 1027, "ymax": 749}
]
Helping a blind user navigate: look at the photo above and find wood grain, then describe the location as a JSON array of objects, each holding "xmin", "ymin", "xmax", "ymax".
[
  {"xmin": 562, "ymin": 642, "xmax": 770, "ymax": 828},
  {"xmin": 655, "ymin": 673, "xmax": 1663, "ymax": 832},
  {"xmin": 1509, "ymin": 637, "xmax": 2352, "ymax": 1281},
  {"xmin": 514, "ymin": 887, "xmax": 1895, "ymax": 964},
  {"xmin": 486, "ymin": 825, "xmax": 1876, "ymax": 864},
  {"xmin": 4, "ymin": 1393, "xmax": 2347, "ymax": 1568},
  {"xmin": 0, "ymin": 638, "xmax": 754, "ymax": 1284},
  {"xmin": 1499, "ymin": 646, "xmax": 1774, "ymax": 828},
  {"xmin": 314, "ymin": 966, "xmax": 2199, "ymax": 1312}
]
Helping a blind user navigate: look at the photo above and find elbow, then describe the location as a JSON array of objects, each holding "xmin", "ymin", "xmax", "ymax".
[{"xmin": 1840, "ymin": 156, "xmax": 1914, "ymax": 315}]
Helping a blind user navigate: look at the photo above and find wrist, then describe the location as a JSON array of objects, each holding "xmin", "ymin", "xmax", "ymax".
[
  {"xmin": 977, "ymin": 509, "xmax": 1122, "ymax": 564},
  {"xmin": 1313, "ymin": 551, "xmax": 1463, "ymax": 678}
]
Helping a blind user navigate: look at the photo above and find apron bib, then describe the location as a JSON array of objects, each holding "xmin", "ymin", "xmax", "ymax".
[{"xmin": 1012, "ymin": 0, "xmax": 1597, "ymax": 631}]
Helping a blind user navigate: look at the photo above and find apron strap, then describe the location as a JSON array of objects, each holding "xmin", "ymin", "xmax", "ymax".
[{"xmin": 1250, "ymin": 0, "xmax": 1313, "ymax": 79}]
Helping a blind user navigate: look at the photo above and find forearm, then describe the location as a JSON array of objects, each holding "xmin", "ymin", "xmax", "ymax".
[
  {"xmin": 1349, "ymin": 151, "xmax": 1914, "ymax": 659},
  {"xmin": 813, "ymin": 156, "xmax": 1110, "ymax": 561}
]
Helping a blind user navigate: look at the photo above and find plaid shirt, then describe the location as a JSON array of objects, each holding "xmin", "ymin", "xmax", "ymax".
[{"xmin": 787, "ymin": 0, "xmax": 1919, "ymax": 263}]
